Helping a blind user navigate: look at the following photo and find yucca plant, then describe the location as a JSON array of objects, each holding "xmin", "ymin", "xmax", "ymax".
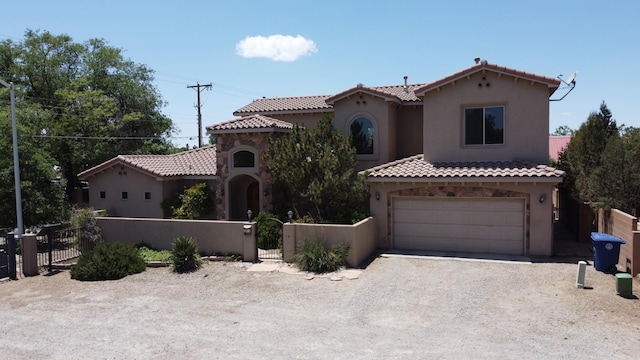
[
  {"xmin": 170, "ymin": 236, "xmax": 203, "ymax": 273},
  {"xmin": 293, "ymin": 236, "xmax": 349, "ymax": 273}
]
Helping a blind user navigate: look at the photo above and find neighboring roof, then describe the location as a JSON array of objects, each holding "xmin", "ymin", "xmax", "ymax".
[
  {"xmin": 364, "ymin": 154, "xmax": 565, "ymax": 183},
  {"xmin": 233, "ymin": 95, "xmax": 333, "ymax": 116},
  {"xmin": 413, "ymin": 61, "xmax": 561, "ymax": 96},
  {"xmin": 207, "ymin": 114, "xmax": 294, "ymax": 134},
  {"xmin": 549, "ymin": 136, "xmax": 571, "ymax": 162},
  {"xmin": 78, "ymin": 145, "xmax": 217, "ymax": 179}
]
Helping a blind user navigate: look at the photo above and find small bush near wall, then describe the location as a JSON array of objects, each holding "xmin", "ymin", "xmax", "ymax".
[
  {"xmin": 255, "ymin": 211, "xmax": 283, "ymax": 250},
  {"xmin": 71, "ymin": 207, "xmax": 103, "ymax": 252},
  {"xmin": 293, "ymin": 236, "xmax": 349, "ymax": 273},
  {"xmin": 171, "ymin": 236, "xmax": 204, "ymax": 273},
  {"xmin": 70, "ymin": 242, "xmax": 146, "ymax": 281}
]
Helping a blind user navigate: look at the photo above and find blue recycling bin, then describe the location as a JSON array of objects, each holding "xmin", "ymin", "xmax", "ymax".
[{"xmin": 591, "ymin": 232, "xmax": 626, "ymax": 273}]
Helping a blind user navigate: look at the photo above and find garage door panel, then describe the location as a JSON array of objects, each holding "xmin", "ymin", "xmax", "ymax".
[{"xmin": 393, "ymin": 198, "xmax": 525, "ymax": 255}]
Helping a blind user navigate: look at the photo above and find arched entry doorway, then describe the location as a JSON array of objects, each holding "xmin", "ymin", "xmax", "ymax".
[{"xmin": 227, "ymin": 174, "xmax": 260, "ymax": 220}]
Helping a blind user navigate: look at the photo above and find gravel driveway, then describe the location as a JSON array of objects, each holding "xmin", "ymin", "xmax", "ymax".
[{"xmin": 1, "ymin": 255, "xmax": 639, "ymax": 359}]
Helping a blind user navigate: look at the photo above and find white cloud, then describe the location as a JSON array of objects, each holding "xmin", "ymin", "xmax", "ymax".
[{"xmin": 235, "ymin": 35, "xmax": 318, "ymax": 62}]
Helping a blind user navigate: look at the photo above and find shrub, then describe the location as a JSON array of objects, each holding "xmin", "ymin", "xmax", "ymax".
[
  {"xmin": 70, "ymin": 242, "xmax": 146, "ymax": 281},
  {"xmin": 293, "ymin": 236, "xmax": 349, "ymax": 273},
  {"xmin": 171, "ymin": 236, "xmax": 203, "ymax": 273},
  {"xmin": 255, "ymin": 211, "xmax": 283, "ymax": 250},
  {"xmin": 137, "ymin": 246, "xmax": 172, "ymax": 262},
  {"xmin": 70, "ymin": 208, "xmax": 102, "ymax": 252},
  {"xmin": 162, "ymin": 182, "xmax": 214, "ymax": 219}
]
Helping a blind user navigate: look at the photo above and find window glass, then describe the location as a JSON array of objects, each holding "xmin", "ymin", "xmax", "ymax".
[
  {"xmin": 350, "ymin": 117, "xmax": 374, "ymax": 154},
  {"xmin": 99, "ymin": 191, "xmax": 106, "ymax": 199},
  {"xmin": 121, "ymin": 191, "xmax": 128, "ymax": 200},
  {"xmin": 464, "ymin": 106, "xmax": 504, "ymax": 145},
  {"xmin": 144, "ymin": 192, "xmax": 151, "ymax": 200},
  {"xmin": 233, "ymin": 150, "xmax": 255, "ymax": 168}
]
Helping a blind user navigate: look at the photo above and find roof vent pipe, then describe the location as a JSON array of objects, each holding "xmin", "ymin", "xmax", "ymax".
[
  {"xmin": 474, "ymin": 57, "xmax": 481, "ymax": 64},
  {"xmin": 403, "ymin": 75, "xmax": 408, "ymax": 92}
]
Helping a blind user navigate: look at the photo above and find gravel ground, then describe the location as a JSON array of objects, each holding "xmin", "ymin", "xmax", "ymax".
[{"xmin": 1, "ymin": 255, "xmax": 639, "ymax": 359}]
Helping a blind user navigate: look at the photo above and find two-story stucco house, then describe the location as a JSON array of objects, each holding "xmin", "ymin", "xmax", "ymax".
[{"xmin": 80, "ymin": 59, "xmax": 564, "ymax": 256}]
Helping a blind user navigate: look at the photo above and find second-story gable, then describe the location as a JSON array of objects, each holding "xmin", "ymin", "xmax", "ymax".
[{"xmin": 415, "ymin": 61, "xmax": 560, "ymax": 164}]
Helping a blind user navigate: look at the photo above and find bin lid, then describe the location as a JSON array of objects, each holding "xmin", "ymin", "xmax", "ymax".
[{"xmin": 591, "ymin": 232, "xmax": 626, "ymax": 243}]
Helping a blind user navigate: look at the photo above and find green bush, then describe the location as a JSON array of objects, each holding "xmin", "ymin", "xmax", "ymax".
[
  {"xmin": 70, "ymin": 242, "xmax": 146, "ymax": 281},
  {"xmin": 255, "ymin": 211, "xmax": 283, "ymax": 250},
  {"xmin": 137, "ymin": 246, "xmax": 172, "ymax": 262},
  {"xmin": 162, "ymin": 182, "xmax": 214, "ymax": 219},
  {"xmin": 70, "ymin": 208, "xmax": 102, "ymax": 252},
  {"xmin": 293, "ymin": 236, "xmax": 349, "ymax": 273},
  {"xmin": 171, "ymin": 236, "xmax": 203, "ymax": 273}
]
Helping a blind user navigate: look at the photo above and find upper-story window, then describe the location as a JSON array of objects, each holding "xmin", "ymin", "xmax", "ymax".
[
  {"xmin": 350, "ymin": 117, "xmax": 374, "ymax": 154},
  {"xmin": 233, "ymin": 150, "xmax": 255, "ymax": 168},
  {"xmin": 464, "ymin": 106, "xmax": 504, "ymax": 145}
]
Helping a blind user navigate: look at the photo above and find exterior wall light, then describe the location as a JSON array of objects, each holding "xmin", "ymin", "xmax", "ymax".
[
  {"xmin": 375, "ymin": 192, "xmax": 381, "ymax": 201},
  {"xmin": 247, "ymin": 209, "xmax": 253, "ymax": 220},
  {"xmin": 287, "ymin": 210, "xmax": 294, "ymax": 223},
  {"xmin": 539, "ymin": 194, "xmax": 546, "ymax": 203}
]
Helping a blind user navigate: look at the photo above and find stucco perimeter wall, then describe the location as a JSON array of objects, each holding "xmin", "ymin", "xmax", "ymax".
[
  {"xmin": 603, "ymin": 209, "xmax": 640, "ymax": 276},
  {"xmin": 282, "ymin": 217, "xmax": 377, "ymax": 268},
  {"xmin": 96, "ymin": 217, "xmax": 257, "ymax": 262},
  {"xmin": 369, "ymin": 182, "xmax": 557, "ymax": 256}
]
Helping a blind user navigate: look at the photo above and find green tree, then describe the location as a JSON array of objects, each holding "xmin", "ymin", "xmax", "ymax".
[
  {"xmin": 163, "ymin": 182, "xmax": 214, "ymax": 220},
  {"xmin": 2, "ymin": 30, "xmax": 176, "ymax": 198},
  {"xmin": 559, "ymin": 102, "xmax": 618, "ymax": 203},
  {"xmin": 0, "ymin": 100, "xmax": 68, "ymax": 228},
  {"xmin": 264, "ymin": 114, "xmax": 369, "ymax": 223},
  {"xmin": 551, "ymin": 125, "xmax": 575, "ymax": 136}
]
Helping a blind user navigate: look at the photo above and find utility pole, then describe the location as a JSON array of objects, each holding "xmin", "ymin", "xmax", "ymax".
[{"xmin": 187, "ymin": 82, "xmax": 212, "ymax": 147}]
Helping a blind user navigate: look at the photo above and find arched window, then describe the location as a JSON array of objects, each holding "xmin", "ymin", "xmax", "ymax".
[
  {"xmin": 233, "ymin": 150, "xmax": 255, "ymax": 168},
  {"xmin": 350, "ymin": 117, "xmax": 374, "ymax": 154}
]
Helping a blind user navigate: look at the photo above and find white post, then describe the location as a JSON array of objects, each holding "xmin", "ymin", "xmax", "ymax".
[
  {"xmin": 0, "ymin": 79, "xmax": 23, "ymax": 239},
  {"xmin": 576, "ymin": 261, "xmax": 587, "ymax": 288}
]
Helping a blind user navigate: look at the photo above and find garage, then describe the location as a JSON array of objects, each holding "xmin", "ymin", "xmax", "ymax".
[{"xmin": 393, "ymin": 198, "xmax": 525, "ymax": 255}]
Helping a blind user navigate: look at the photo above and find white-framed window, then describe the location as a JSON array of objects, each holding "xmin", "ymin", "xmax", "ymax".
[
  {"xmin": 464, "ymin": 106, "xmax": 505, "ymax": 145},
  {"xmin": 349, "ymin": 116, "xmax": 375, "ymax": 154}
]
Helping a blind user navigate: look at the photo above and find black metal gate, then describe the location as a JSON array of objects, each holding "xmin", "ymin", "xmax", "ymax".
[
  {"xmin": 256, "ymin": 218, "xmax": 284, "ymax": 260},
  {"xmin": 0, "ymin": 233, "xmax": 8, "ymax": 278}
]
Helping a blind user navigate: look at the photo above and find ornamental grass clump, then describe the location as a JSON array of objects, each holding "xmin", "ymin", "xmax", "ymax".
[
  {"xmin": 171, "ymin": 236, "xmax": 204, "ymax": 273},
  {"xmin": 293, "ymin": 236, "xmax": 349, "ymax": 273},
  {"xmin": 70, "ymin": 242, "xmax": 146, "ymax": 281}
]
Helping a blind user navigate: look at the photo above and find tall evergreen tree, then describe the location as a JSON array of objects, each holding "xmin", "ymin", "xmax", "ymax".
[{"xmin": 264, "ymin": 114, "xmax": 369, "ymax": 223}]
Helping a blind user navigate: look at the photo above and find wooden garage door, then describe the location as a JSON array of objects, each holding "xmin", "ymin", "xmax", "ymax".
[{"xmin": 393, "ymin": 198, "xmax": 524, "ymax": 255}]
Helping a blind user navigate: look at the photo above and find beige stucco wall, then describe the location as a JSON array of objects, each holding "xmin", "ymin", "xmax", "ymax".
[
  {"xmin": 396, "ymin": 105, "xmax": 423, "ymax": 159},
  {"xmin": 267, "ymin": 112, "xmax": 327, "ymax": 129},
  {"xmin": 332, "ymin": 94, "xmax": 397, "ymax": 170},
  {"xmin": 97, "ymin": 217, "xmax": 257, "ymax": 261},
  {"xmin": 368, "ymin": 181, "xmax": 558, "ymax": 256},
  {"xmin": 86, "ymin": 165, "xmax": 165, "ymax": 218},
  {"xmin": 282, "ymin": 217, "xmax": 377, "ymax": 267},
  {"xmin": 422, "ymin": 71, "xmax": 551, "ymax": 163}
]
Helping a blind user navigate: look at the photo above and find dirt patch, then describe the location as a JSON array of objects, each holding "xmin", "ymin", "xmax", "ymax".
[{"xmin": 1, "ymin": 256, "xmax": 639, "ymax": 359}]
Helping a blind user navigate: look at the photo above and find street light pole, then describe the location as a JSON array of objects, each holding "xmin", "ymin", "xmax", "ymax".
[{"xmin": 0, "ymin": 78, "xmax": 24, "ymax": 239}]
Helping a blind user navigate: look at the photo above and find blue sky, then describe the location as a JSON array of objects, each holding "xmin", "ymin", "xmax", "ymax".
[{"xmin": 2, "ymin": 0, "xmax": 638, "ymax": 147}]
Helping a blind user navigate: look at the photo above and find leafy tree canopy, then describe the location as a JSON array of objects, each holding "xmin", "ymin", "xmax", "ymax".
[
  {"xmin": 264, "ymin": 114, "xmax": 369, "ymax": 224},
  {"xmin": 0, "ymin": 30, "xmax": 176, "ymax": 200}
]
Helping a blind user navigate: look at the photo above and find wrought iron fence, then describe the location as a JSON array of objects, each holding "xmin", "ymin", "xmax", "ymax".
[{"xmin": 0, "ymin": 227, "xmax": 85, "ymax": 278}]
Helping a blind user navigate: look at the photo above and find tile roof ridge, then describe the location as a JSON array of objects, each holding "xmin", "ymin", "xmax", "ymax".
[{"xmin": 366, "ymin": 154, "xmax": 424, "ymax": 172}]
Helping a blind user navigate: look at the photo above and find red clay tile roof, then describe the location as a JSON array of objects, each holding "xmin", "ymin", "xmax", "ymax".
[
  {"xmin": 549, "ymin": 136, "xmax": 571, "ymax": 162},
  {"xmin": 78, "ymin": 145, "xmax": 217, "ymax": 179},
  {"xmin": 233, "ymin": 95, "xmax": 333, "ymax": 116},
  {"xmin": 414, "ymin": 61, "xmax": 561, "ymax": 96},
  {"xmin": 206, "ymin": 114, "xmax": 293, "ymax": 133},
  {"xmin": 364, "ymin": 154, "xmax": 564, "ymax": 182}
]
